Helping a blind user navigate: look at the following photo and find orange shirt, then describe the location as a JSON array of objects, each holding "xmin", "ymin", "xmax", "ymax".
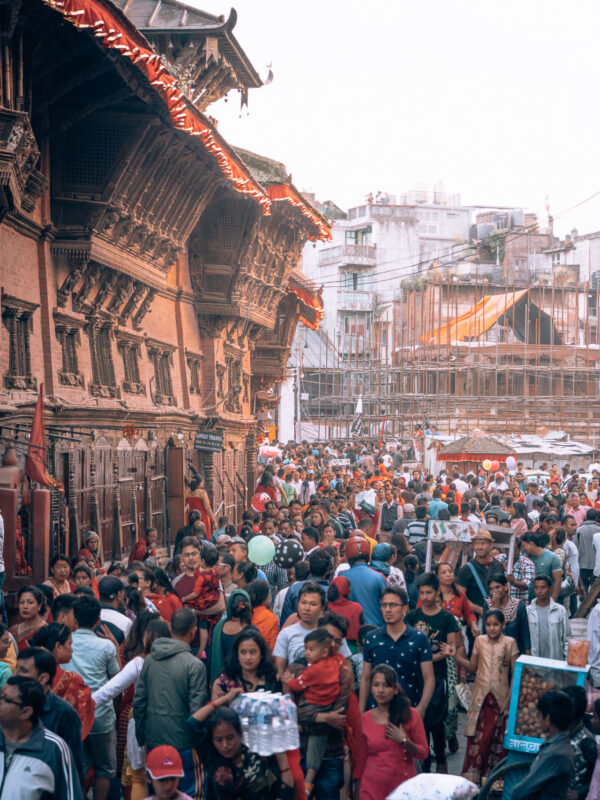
[{"xmin": 251, "ymin": 605, "xmax": 279, "ymax": 651}]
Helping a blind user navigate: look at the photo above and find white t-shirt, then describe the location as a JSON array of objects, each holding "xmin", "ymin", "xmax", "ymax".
[
  {"xmin": 272, "ymin": 621, "xmax": 351, "ymax": 665},
  {"xmin": 593, "ymin": 532, "xmax": 600, "ymax": 577},
  {"xmin": 563, "ymin": 538, "xmax": 580, "ymax": 583}
]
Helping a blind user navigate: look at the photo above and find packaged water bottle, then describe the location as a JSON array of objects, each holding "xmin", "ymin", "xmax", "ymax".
[
  {"xmin": 247, "ymin": 695, "xmax": 258, "ymax": 752},
  {"xmin": 271, "ymin": 704, "xmax": 283, "ymax": 753},
  {"xmin": 237, "ymin": 696, "xmax": 250, "ymax": 748},
  {"xmin": 256, "ymin": 700, "xmax": 270, "ymax": 756},
  {"xmin": 284, "ymin": 695, "xmax": 300, "ymax": 750}
]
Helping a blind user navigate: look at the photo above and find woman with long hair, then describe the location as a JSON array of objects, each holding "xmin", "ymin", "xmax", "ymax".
[
  {"xmin": 144, "ymin": 566, "xmax": 183, "ymax": 622},
  {"xmin": 189, "ymin": 701, "xmax": 294, "ymax": 800},
  {"xmin": 30, "ymin": 622, "xmax": 95, "ymax": 739},
  {"xmin": 94, "ymin": 615, "xmax": 170, "ymax": 800},
  {"xmin": 186, "ymin": 473, "xmax": 217, "ymax": 536},
  {"xmin": 209, "ymin": 589, "xmax": 256, "ymax": 681},
  {"xmin": 43, "ymin": 554, "xmax": 74, "ymax": 598},
  {"xmin": 211, "ymin": 629, "xmax": 280, "ymax": 700},
  {"xmin": 256, "ymin": 470, "xmax": 278, "ymax": 504},
  {"xmin": 510, "ymin": 501, "xmax": 531, "ymax": 536},
  {"xmin": 354, "ymin": 664, "xmax": 428, "ymax": 799},
  {"xmin": 10, "ymin": 585, "xmax": 47, "ymax": 651},
  {"xmin": 486, "ymin": 574, "xmax": 530, "ymax": 655},
  {"xmin": 434, "ymin": 561, "xmax": 477, "ymax": 753},
  {"xmin": 390, "ymin": 533, "xmax": 411, "ymax": 572}
]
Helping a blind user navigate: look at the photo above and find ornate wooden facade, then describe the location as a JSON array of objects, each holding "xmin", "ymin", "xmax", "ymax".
[{"xmin": 0, "ymin": 0, "xmax": 328, "ymax": 572}]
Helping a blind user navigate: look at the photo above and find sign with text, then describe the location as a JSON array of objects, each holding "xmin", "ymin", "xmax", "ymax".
[
  {"xmin": 194, "ymin": 430, "xmax": 223, "ymax": 452},
  {"xmin": 428, "ymin": 519, "xmax": 480, "ymax": 542}
]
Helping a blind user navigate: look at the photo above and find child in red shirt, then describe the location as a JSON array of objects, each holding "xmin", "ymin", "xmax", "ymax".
[
  {"xmin": 285, "ymin": 628, "xmax": 345, "ymax": 794},
  {"xmin": 180, "ymin": 545, "xmax": 221, "ymax": 653}
]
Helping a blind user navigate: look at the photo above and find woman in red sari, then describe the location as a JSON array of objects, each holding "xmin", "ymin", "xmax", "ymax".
[
  {"xmin": 186, "ymin": 475, "xmax": 217, "ymax": 537},
  {"xmin": 10, "ymin": 586, "xmax": 47, "ymax": 652},
  {"xmin": 30, "ymin": 622, "xmax": 95, "ymax": 739}
]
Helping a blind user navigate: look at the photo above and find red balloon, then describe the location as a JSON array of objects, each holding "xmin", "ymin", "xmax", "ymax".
[
  {"xmin": 491, "ymin": 460, "xmax": 500, "ymax": 472},
  {"xmin": 251, "ymin": 492, "xmax": 270, "ymax": 512}
]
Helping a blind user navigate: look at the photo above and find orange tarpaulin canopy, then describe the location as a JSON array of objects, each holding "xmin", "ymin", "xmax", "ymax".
[
  {"xmin": 288, "ymin": 275, "xmax": 325, "ymax": 331},
  {"xmin": 420, "ymin": 289, "xmax": 529, "ymax": 346},
  {"xmin": 41, "ymin": 0, "xmax": 331, "ymax": 240}
]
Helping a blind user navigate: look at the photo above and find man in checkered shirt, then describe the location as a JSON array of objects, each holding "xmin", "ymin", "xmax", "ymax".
[{"xmin": 497, "ymin": 539, "xmax": 535, "ymax": 601}]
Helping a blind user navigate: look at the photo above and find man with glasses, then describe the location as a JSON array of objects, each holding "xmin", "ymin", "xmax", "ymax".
[
  {"xmin": 0, "ymin": 675, "xmax": 82, "ymax": 799},
  {"xmin": 359, "ymin": 587, "xmax": 434, "ymax": 720}
]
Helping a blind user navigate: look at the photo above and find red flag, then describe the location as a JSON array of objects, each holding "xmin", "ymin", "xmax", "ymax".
[
  {"xmin": 26, "ymin": 384, "xmax": 63, "ymax": 491},
  {"xmin": 377, "ymin": 416, "xmax": 387, "ymax": 451}
]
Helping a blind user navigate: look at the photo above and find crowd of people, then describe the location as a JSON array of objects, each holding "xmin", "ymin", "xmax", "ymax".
[{"xmin": 3, "ymin": 440, "xmax": 600, "ymax": 800}]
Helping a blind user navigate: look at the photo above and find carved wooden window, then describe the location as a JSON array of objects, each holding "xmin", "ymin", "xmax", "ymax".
[
  {"xmin": 117, "ymin": 339, "xmax": 145, "ymax": 395},
  {"xmin": 87, "ymin": 321, "xmax": 119, "ymax": 398},
  {"xmin": 55, "ymin": 324, "xmax": 83, "ymax": 387},
  {"xmin": 186, "ymin": 354, "xmax": 202, "ymax": 395},
  {"xmin": 1, "ymin": 294, "xmax": 38, "ymax": 390},
  {"xmin": 219, "ymin": 198, "xmax": 237, "ymax": 249},
  {"xmin": 147, "ymin": 341, "xmax": 176, "ymax": 406}
]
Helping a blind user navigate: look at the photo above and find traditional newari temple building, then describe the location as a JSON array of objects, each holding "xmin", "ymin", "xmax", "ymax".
[{"xmin": 0, "ymin": 0, "xmax": 328, "ymax": 584}]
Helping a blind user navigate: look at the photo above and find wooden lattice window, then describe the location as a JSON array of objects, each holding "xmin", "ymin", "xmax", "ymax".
[
  {"xmin": 117, "ymin": 338, "xmax": 145, "ymax": 395},
  {"xmin": 219, "ymin": 197, "xmax": 237, "ymax": 249},
  {"xmin": 87, "ymin": 320, "xmax": 119, "ymax": 398},
  {"xmin": 1, "ymin": 294, "xmax": 38, "ymax": 390},
  {"xmin": 55, "ymin": 322, "xmax": 83, "ymax": 387},
  {"xmin": 186, "ymin": 353, "xmax": 203, "ymax": 395},
  {"xmin": 147, "ymin": 340, "xmax": 176, "ymax": 405}
]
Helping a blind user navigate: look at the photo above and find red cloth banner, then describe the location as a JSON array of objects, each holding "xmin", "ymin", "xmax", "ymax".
[{"xmin": 26, "ymin": 384, "xmax": 63, "ymax": 491}]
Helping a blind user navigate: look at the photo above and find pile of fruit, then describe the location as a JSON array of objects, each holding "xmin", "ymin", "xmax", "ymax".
[{"xmin": 513, "ymin": 666, "xmax": 559, "ymax": 738}]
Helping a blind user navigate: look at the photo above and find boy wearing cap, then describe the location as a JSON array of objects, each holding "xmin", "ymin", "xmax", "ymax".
[{"xmin": 144, "ymin": 745, "xmax": 192, "ymax": 800}]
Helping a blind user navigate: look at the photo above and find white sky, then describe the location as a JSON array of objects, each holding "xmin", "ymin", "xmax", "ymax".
[{"xmin": 194, "ymin": 0, "xmax": 600, "ymax": 236}]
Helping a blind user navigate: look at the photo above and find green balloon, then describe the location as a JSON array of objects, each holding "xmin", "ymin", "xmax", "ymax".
[{"xmin": 248, "ymin": 535, "xmax": 275, "ymax": 566}]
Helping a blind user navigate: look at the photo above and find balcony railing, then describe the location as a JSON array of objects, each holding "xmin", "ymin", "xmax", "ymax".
[
  {"xmin": 347, "ymin": 204, "xmax": 419, "ymax": 222},
  {"xmin": 339, "ymin": 290, "xmax": 375, "ymax": 310},
  {"xmin": 319, "ymin": 244, "xmax": 377, "ymax": 267}
]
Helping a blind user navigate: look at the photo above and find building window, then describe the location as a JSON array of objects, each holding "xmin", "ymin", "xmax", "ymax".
[
  {"xmin": 117, "ymin": 339, "xmax": 145, "ymax": 395},
  {"xmin": 55, "ymin": 322, "xmax": 83, "ymax": 387},
  {"xmin": 186, "ymin": 353, "xmax": 203, "ymax": 395},
  {"xmin": 1, "ymin": 294, "xmax": 38, "ymax": 391},
  {"xmin": 147, "ymin": 341, "xmax": 176, "ymax": 405},
  {"xmin": 87, "ymin": 320, "xmax": 119, "ymax": 398}
]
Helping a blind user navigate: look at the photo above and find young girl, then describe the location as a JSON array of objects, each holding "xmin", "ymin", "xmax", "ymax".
[
  {"xmin": 285, "ymin": 628, "xmax": 345, "ymax": 795},
  {"xmin": 354, "ymin": 664, "xmax": 429, "ymax": 800},
  {"xmin": 444, "ymin": 609, "xmax": 519, "ymax": 785}
]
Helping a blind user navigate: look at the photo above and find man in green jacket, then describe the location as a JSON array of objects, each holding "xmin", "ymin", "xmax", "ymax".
[{"xmin": 133, "ymin": 607, "xmax": 207, "ymax": 798}]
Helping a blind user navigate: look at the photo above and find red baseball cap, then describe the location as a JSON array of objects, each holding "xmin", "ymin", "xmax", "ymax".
[{"xmin": 146, "ymin": 746, "xmax": 184, "ymax": 780}]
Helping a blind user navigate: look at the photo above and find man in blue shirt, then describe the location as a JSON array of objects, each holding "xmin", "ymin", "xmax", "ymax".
[
  {"xmin": 359, "ymin": 586, "xmax": 435, "ymax": 719},
  {"xmin": 343, "ymin": 536, "xmax": 386, "ymax": 626},
  {"xmin": 427, "ymin": 488, "xmax": 448, "ymax": 520}
]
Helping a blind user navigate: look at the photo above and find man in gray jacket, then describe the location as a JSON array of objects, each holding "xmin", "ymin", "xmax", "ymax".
[
  {"xmin": 133, "ymin": 607, "xmax": 207, "ymax": 798},
  {"xmin": 576, "ymin": 508, "xmax": 600, "ymax": 594},
  {"xmin": 527, "ymin": 575, "xmax": 571, "ymax": 660}
]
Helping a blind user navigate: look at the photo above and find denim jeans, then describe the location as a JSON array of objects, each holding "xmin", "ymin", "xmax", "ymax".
[{"xmin": 302, "ymin": 756, "xmax": 344, "ymax": 800}]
